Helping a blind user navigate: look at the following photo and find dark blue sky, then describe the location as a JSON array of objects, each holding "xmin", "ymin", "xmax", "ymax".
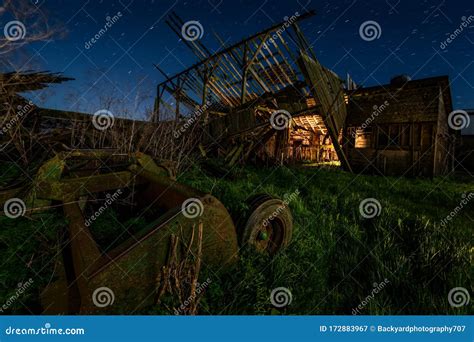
[{"xmin": 6, "ymin": 0, "xmax": 474, "ymax": 118}]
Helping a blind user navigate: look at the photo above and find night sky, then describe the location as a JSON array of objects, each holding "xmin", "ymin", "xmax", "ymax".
[{"xmin": 3, "ymin": 0, "xmax": 474, "ymax": 118}]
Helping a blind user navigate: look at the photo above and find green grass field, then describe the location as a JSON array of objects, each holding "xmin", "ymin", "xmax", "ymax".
[
  {"xmin": 0, "ymin": 162, "xmax": 472, "ymax": 315},
  {"xmin": 177, "ymin": 164, "xmax": 473, "ymax": 315}
]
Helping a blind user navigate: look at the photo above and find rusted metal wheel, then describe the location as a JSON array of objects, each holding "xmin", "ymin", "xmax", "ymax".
[{"xmin": 240, "ymin": 194, "xmax": 293, "ymax": 255}]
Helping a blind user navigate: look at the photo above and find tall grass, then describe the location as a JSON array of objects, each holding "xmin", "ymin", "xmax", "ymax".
[
  {"xmin": 0, "ymin": 163, "xmax": 471, "ymax": 315},
  {"xmin": 178, "ymin": 165, "xmax": 473, "ymax": 315}
]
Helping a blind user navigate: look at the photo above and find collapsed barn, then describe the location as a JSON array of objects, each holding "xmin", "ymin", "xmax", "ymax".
[
  {"xmin": 154, "ymin": 13, "xmax": 457, "ymax": 176},
  {"xmin": 1, "ymin": 12, "xmax": 459, "ymax": 178},
  {"xmin": 154, "ymin": 10, "xmax": 348, "ymax": 169}
]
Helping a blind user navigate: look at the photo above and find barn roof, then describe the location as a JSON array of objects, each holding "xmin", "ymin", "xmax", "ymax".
[{"xmin": 346, "ymin": 76, "xmax": 453, "ymax": 125}]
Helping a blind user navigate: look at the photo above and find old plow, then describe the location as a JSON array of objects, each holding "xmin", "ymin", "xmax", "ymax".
[{"xmin": 0, "ymin": 149, "xmax": 293, "ymax": 313}]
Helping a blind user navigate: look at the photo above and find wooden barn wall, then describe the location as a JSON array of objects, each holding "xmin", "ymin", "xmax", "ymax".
[
  {"xmin": 433, "ymin": 89, "xmax": 452, "ymax": 175},
  {"xmin": 348, "ymin": 92, "xmax": 438, "ymax": 125},
  {"xmin": 344, "ymin": 122, "xmax": 438, "ymax": 177},
  {"xmin": 344, "ymin": 78, "xmax": 454, "ymax": 177},
  {"xmin": 345, "ymin": 147, "xmax": 435, "ymax": 176},
  {"xmin": 347, "ymin": 78, "xmax": 451, "ymax": 126}
]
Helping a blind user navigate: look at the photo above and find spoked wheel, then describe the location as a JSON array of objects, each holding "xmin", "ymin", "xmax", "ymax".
[{"xmin": 240, "ymin": 194, "xmax": 293, "ymax": 255}]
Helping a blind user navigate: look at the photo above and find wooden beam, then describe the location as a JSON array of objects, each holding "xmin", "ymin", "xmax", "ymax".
[
  {"xmin": 157, "ymin": 10, "xmax": 316, "ymax": 87},
  {"xmin": 241, "ymin": 43, "xmax": 248, "ymax": 104}
]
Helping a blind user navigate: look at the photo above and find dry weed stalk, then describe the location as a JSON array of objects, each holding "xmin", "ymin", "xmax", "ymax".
[
  {"xmin": 66, "ymin": 116, "xmax": 201, "ymax": 171},
  {"xmin": 155, "ymin": 223, "xmax": 205, "ymax": 315}
]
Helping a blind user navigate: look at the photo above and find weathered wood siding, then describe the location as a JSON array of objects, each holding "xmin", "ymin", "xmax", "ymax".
[{"xmin": 344, "ymin": 76, "xmax": 453, "ymax": 177}]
